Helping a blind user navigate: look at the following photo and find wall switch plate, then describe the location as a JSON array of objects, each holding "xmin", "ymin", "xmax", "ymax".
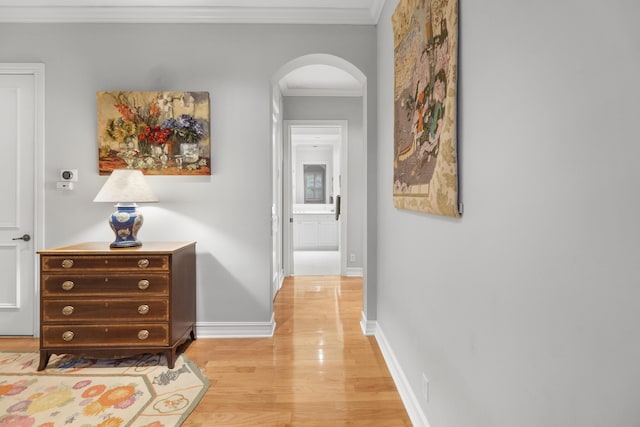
[
  {"xmin": 350, "ymin": 253, "xmax": 356, "ymax": 262},
  {"xmin": 59, "ymin": 169, "xmax": 78, "ymax": 182},
  {"xmin": 56, "ymin": 182, "xmax": 74, "ymax": 190}
]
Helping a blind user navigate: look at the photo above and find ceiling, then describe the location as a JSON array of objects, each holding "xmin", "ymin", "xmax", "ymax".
[
  {"xmin": 292, "ymin": 126, "xmax": 341, "ymax": 146},
  {"xmin": 0, "ymin": 0, "xmax": 385, "ymax": 24},
  {"xmin": 279, "ymin": 64, "xmax": 363, "ymax": 97},
  {"xmin": 0, "ymin": 0, "xmax": 374, "ymax": 96}
]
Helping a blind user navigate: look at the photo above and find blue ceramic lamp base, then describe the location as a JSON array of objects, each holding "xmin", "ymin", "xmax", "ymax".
[{"xmin": 108, "ymin": 204, "xmax": 144, "ymax": 248}]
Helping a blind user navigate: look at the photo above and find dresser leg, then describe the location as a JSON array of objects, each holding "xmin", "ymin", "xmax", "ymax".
[
  {"xmin": 38, "ymin": 351, "xmax": 51, "ymax": 371},
  {"xmin": 190, "ymin": 324, "xmax": 197, "ymax": 341},
  {"xmin": 166, "ymin": 350, "xmax": 176, "ymax": 369}
]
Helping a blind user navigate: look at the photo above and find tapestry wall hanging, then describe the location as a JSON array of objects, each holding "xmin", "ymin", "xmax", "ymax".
[
  {"xmin": 97, "ymin": 91, "xmax": 211, "ymax": 175},
  {"xmin": 392, "ymin": 0, "xmax": 460, "ymax": 217}
]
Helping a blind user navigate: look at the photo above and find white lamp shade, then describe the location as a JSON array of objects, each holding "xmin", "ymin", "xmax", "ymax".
[{"xmin": 94, "ymin": 169, "xmax": 159, "ymax": 203}]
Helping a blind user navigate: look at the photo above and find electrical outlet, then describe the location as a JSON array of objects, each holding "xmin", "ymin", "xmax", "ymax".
[
  {"xmin": 421, "ymin": 373, "xmax": 429, "ymax": 403},
  {"xmin": 350, "ymin": 253, "xmax": 356, "ymax": 262}
]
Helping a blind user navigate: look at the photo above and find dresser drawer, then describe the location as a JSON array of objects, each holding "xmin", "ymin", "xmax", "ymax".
[
  {"xmin": 42, "ymin": 299, "xmax": 169, "ymax": 322},
  {"xmin": 37, "ymin": 241, "xmax": 196, "ymax": 371},
  {"xmin": 41, "ymin": 324, "xmax": 169, "ymax": 347},
  {"xmin": 41, "ymin": 255, "xmax": 169, "ymax": 272},
  {"xmin": 41, "ymin": 274, "xmax": 169, "ymax": 297}
]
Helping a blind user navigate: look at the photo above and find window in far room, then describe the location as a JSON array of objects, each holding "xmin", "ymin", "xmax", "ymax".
[{"xmin": 303, "ymin": 164, "xmax": 326, "ymax": 204}]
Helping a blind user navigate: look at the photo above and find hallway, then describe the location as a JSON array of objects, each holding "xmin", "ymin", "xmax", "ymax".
[
  {"xmin": 185, "ymin": 275, "xmax": 411, "ymax": 425},
  {"xmin": 293, "ymin": 250, "xmax": 340, "ymax": 275}
]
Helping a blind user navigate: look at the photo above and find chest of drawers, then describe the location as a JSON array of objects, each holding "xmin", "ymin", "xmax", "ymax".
[{"xmin": 37, "ymin": 241, "xmax": 196, "ymax": 370}]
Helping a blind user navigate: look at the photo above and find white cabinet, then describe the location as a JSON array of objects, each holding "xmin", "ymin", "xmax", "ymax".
[
  {"xmin": 293, "ymin": 214, "xmax": 338, "ymax": 250},
  {"xmin": 317, "ymin": 221, "xmax": 338, "ymax": 248},
  {"xmin": 297, "ymin": 221, "xmax": 318, "ymax": 249}
]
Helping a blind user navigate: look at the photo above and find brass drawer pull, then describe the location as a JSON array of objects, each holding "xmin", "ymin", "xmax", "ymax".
[
  {"xmin": 138, "ymin": 304, "xmax": 150, "ymax": 315},
  {"xmin": 61, "ymin": 281, "xmax": 75, "ymax": 291},
  {"xmin": 62, "ymin": 305, "xmax": 74, "ymax": 316},
  {"xmin": 138, "ymin": 279, "xmax": 150, "ymax": 290},
  {"xmin": 61, "ymin": 259, "xmax": 74, "ymax": 269},
  {"xmin": 137, "ymin": 329, "xmax": 149, "ymax": 340},
  {"xmin": 138, "ymin": 259, "xmax": 150, "ymax": 268},
  {"xmin": 62, "ymin": 331, "xmax": 74, "ymax": 341}
]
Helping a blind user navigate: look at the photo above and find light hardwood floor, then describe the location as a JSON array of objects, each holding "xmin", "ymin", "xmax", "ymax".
[{"xmin": 0, "ymin": 276, "xmax": 411, "ymax": 426}]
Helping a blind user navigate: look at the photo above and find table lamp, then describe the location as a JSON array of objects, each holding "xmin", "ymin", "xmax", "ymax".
[{"xmin": 94, "ymin": 169, "xmax": 158, "ymax": 248}]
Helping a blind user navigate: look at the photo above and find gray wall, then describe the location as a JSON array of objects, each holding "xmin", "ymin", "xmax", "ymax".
[
  {"xmin": 0, "ymin": 23, "xmax": 376, "ymax": 324},
  {"xmin": 283, "ymin": 96, "xmax": 365, "ymax": 270},
  {"xmin": 377, "ymin": 1, "xmax": 640, "ymax": 426}
]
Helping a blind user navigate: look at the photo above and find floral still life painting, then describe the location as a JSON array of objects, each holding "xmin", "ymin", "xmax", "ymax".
[
  {"xmin": 97, "ymin": 91, "xmax": 211, "ymax": 175},
  {"xmin": 392, "ymin": 0, "xmax": 460, "ymax": 217}
]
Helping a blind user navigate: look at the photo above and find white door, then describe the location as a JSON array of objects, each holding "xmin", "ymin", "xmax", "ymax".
[
  {"xmin": 0, "ymin": 70, "xmax": 37, "ymax": 335},
  {"xmin": 271, "ymin": 88, "xmax": 284, "ymax": 299}
]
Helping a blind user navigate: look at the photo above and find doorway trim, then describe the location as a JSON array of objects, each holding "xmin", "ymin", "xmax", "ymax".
[
  {"xmin": 284, "ymin": 120, "xmax": 348, "ymax": 276},
  {"xmin": 0, "ymin": 63, "xmax": 45, "ymax": 337}
]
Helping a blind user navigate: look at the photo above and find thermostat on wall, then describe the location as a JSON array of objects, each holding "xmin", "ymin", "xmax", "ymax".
[
  {"xmin": 57, "ymin": 169, "xmax": 78, "ymax": 190},
  {"xmin": 59, "ymin": 169, "xmax": 78, "ymax": 182}
]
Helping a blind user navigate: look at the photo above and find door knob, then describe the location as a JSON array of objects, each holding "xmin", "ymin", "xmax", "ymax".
[{"xmin": 12, "ymin": 234, "xmax": 31, "ymax": 242}]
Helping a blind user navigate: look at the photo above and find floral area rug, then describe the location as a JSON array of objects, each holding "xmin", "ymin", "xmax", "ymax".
[{"xmin": 0, "ymin": 352, "xmax": 209, "ymax": 427}]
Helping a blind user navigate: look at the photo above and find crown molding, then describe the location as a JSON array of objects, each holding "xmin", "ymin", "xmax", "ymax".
[
  {"xmin": 0, "ymin": 0, "xmax": 386, "ymax": 24},
  {"xmin": 281, "ymin": 88, "xmax": 364, "ymax": 97},
  {"xmin": 369, "ymin": 0, "xmax": 386, "ymax": 24}
]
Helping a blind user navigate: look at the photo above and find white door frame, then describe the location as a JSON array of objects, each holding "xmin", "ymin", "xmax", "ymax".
[
  {"xmin": 270, "ymin": 87, "xmax": 284, "ymax": 301},
  {"xmin": 284, "ymin": 120, "xmax": 348, "ymax": 276},
  {"xmin": 0, "ymin": 63, "xmax": 45, "ymax": 337}
]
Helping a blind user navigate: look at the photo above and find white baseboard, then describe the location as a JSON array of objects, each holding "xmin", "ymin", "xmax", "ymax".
[
  {"xmin": 360, "ymin": 310, "xmax": 377, "ymax": 336},
  {"xmin": 375, "ymin": 324, "xmax": 431, "ymax": 427},
  {"xmin": 196, "ymin": 314, "xmax": 275, "ymax": 338},
  {"xmin": 272, "ymin": 271, "xmax": 285, "ymax": 301},
  {"xmin": 345, "ymin": 267, "xmax": 364, "ymax": 277}
]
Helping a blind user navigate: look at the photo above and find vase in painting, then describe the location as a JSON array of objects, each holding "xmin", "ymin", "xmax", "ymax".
[{"xmin": 180, "ymin": 142, "xmax": 199, "ymax": 163}]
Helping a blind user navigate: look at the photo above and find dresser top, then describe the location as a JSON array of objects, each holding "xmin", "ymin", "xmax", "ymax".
[{"xmin": 38, "ymin": 241, "xmax": 196, "ymax": 255}]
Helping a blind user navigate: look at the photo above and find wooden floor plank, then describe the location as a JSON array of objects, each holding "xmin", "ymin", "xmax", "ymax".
[{"xmin": 0, "ymin": 276, "xmax": 411, "ymax": 426}]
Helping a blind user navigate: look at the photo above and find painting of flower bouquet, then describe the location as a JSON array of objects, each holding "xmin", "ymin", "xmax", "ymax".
[{"xmin": 97, "ymin": 91, "xmax": 210, "ymax": 175}]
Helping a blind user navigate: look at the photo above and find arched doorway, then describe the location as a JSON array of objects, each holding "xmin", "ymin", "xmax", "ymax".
[{"xmin": 270, "ymin": 54, "xmax": 370, "ymax": 332}]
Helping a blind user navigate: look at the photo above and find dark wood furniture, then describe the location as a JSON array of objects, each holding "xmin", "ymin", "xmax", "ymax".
[{"xmin": 37, "ymin": 241, "xmax": 196, "ymax": 371}]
